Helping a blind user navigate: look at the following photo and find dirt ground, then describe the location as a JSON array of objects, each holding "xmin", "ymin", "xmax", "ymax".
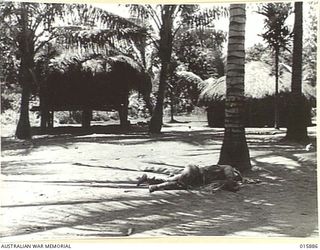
[{"xmin": 0, "ymin": 114, "xmax": 318, "ymax": 240}]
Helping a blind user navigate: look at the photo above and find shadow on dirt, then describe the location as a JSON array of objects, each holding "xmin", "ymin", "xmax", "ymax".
[
  {"xmin": 1, "ymin": 140, "xmax": 317, "ymax": 238},
  {"xmin": 1, "ymin": 169, "xmax": 317, "ymax": 238},
  {"xmin": 1, "ymin": 124, "xmax": 224, "ymax": 155},
  {"xmin": 1, "ymin": 123, "xmax": 317, "ymax": 238}
]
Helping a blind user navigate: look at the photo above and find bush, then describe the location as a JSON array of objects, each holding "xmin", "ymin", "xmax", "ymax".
[
  {"xmin": 1, "ymin": 84, "xmax": 21, "ymax": 112},
  {"xmin": 128, "ymin": 92, "xmax": 152, "ymax": 118},
  {"xmin": 92, "ymin": 111, "xmax": 111, "ymax": 121},
  {"xmin": 1, "ymin": 109, "xmax": 19, "ymax": 126},
  {"xmin": 55, "ymin": 110, "xmax": 120, "ymax": 124},
  {"xmin": 56, "ymin": 111, "xmax": 82, "ymax": 124}
]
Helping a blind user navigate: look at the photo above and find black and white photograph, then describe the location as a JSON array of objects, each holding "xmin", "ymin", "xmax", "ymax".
[{"xmin": 0, "ymin": 0, "xmax": 318, "ymax": 245}]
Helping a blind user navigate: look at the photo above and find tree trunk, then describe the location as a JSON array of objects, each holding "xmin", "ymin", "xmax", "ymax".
[
  {"xmin": 274, "ymin": 47, "xmax": 280, "ymax": 129},
  {"xmin": 82, "ymin": 109, "xmax": 92, "ymax": 129},
  {"xmin": 286, "ymin": 2, "xmax": 309, "ymax": 142},
  {"xmin": 149, "ymin": 5, "xmax": 175, "ymax": 133},
  {"xmin": 40, "ymin": 84, "xmax": 49, "ymax": 131},
  {"xmin": 143, "ymin": 95, "xmax": 153, "ymax": 116},
  {"xmin": 170, "ymin": 90, "xmax": 175, "ymax": 122},
  {"xmin": 149, "ymin": 61, "xmax": 169, "ymax": 132},
  {"xmin": 218, "ymin": 4, "xmax": 251, "ymax": 173},
  {"xmin": 16, "ymin": 81, "xmax": 32, "ymax": 139},
  {"xmin": 15, "ymin": 4, "xmax": 34, "ymax": 139},
  {"xmin": 40, "ymin": 109, "xmax": 48, "ymax": 131}
]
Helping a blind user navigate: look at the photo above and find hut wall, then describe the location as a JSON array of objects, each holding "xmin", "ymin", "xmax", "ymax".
[
  {"xmin": 207, "ymin": 95, "xmax": 312, "ymax": 128},
  {"xmin": 207, "ymin": 101, "xmax": 225, "ymax": 127}
]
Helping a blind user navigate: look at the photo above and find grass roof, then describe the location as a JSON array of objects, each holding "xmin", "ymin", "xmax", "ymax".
[
  {"xmin": 48, "ymin": 51, "xmax": 144, "ymax": 75},
  {"xmin": 199, "ymin": 61, "xmax": 316, "ymax": 102},
  {"xmin": 43, "ymin": 51, "xmax": 151, "ymax": 94},
  {"xmin": 176, "ymin": 71, "xmax": 203, "ymax": 87}
]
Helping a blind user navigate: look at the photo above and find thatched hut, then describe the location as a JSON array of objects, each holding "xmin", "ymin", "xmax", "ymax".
[
  {"xmin": 199, "ymin": 61, "xmax": 316, "ymax": 127},
  {"xmin": 36, "ymin": 53, "xmax": 152, "ymax": 129}
]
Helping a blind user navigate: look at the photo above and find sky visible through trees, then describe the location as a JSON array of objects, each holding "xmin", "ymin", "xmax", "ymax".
[
  {"xmin": 92, "ymin": 3, "xmax": 312, "ymax": 50},
  {"xmin": 93, "ymin": 3, "xmax": 296, "ymax": 48}
]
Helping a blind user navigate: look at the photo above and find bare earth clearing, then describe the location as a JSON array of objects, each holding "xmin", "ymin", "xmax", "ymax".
[{"xmin": 0, "ymin": 114, "xmax": 318, "ymax": 240}]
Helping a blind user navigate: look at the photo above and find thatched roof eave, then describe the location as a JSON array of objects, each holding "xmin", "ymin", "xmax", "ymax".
[
  {"xmin": 199, "ymin": 61, "xmax": 316, "ymax": 103},
  {"xmin": 175, "ymin": 71, "xmax": 203, "ymax": 87}
]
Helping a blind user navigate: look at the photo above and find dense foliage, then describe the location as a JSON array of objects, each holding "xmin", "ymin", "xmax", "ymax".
[{"xmin": 174, "ymin": 28, "xmax": 226, "ymax": 79}]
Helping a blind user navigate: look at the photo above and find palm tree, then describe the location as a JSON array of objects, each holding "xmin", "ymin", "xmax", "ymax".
[
  {"xmin": 218, "ymin": 4, "xmax": 251, "ymax": 173},
  {"xmin": 127, "ymin": 4, "xmax": 224, "ymax": 133},
  {"xmin": 286, "ymin": 2, "xmax": 309, "ymax": 142},
  {"xmin": 258, "ymin": 3, "xmax": 292, "ymax": 129},
  {"xmin": 0, "ymin": 2, "xmax": 144, "ymax": 139},
  {"xmin": 149, "ymin": 5, "xmax": 176, "ymax": 132}
]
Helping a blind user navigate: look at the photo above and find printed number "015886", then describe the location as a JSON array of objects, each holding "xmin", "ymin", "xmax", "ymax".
[{"xmin": 300, "ymin": 244, "xmax": 318, "ymax": 248}]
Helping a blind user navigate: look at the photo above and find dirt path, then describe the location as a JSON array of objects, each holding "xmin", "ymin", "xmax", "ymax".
[{"xmin": 0, "ymin": 115, "xmax": 318, "ymax": 240}]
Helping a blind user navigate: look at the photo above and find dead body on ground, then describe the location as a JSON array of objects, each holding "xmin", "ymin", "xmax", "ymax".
[{"xmin": 137, "ymin": 164, "xmax": 244, "ymax": 193}]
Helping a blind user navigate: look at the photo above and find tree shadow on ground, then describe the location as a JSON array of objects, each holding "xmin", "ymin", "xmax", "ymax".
[
  {"xmin": 1, "ymin": 176, "xmax": 317, "ymax": 238},
  {"xmin": 1, "ymin": 148, "xmax": 317, "ymax": 238},
  {"xmin": 3, "ymin": 124, "xmax": 315, "ymax": 152},
  {"xmin": 1, "ymin": 125, "xmax": 317, "ymax": 239},
  {"xmin": 1, "ymin": 128, "xmax": 224, "ymax": 156}
]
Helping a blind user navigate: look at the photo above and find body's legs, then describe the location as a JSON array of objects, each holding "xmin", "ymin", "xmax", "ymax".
[
  {"xmin": 137, "ymin": 172, "xmax": 184, "ymax": 192},
  {"xmin": 149, "ymin": 181, "xmax": 184, "ymax": 193},
  {"xmin": 137, "ymin": 173, "xmax": 183, "ymax": 185},
  {"xmin": 164, "ymin": 173, "xmax": 183, "ymax": 182},
  {"xmin": 137, "ymin": 165, "xmax": 199, "ymax": 193}
]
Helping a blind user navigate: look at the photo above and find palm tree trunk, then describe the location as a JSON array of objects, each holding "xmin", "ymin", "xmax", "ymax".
[
  {"xmin": 149, "ymin": 5, "xmax": 175, "ymax": 133},
  {"xmin": 218, "ymin": 4, "xmax": 251, "ymax": 173},
  {"xmin": 149, "ymin": 60, "xmax": 170, "ymax": 132},
  {"xmin": 274, "ymin": 47, "xmax": 280, "ymax": 129},
  {"xmin": 286, "ymin": 2, "xmax": 308, "ymax": 142},
  {"xmin": 15, "ymin": 3, "xmax": 34, "ymax": 139}
]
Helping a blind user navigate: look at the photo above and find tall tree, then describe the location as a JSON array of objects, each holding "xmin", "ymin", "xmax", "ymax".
[
  {"xmin": 0, "ymin": 2, "xmax": 143, "ymax": 139},
  {"xmin": 149, "ymin": 5, "xmax": 177, "ymax": 133},
  {"xmin": 258, "ymin": 3, "xmax": 292, "ymax": 129},
  {"xmin": 286, "ymin": 2, "xmax": 308, "ymax": 142},
  {"xmin": 128, "ymin": 4, "xmax": 223, "ymax": 133},
  {"xmin": 303, "ymin": 1, "xmax": 317, "ymax": 87},
  {"xmin": 218, "ymin": 4, "xmax": 251, "ymax": 173},
  {"xmin": 15, "ymin": 3, "xmax": 33, "ymax": 139}
]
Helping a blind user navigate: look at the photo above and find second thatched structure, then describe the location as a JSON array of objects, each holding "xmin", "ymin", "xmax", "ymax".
[{"xmin": 199, "ymin": 61, "xmax": 316, "ymax": 128}]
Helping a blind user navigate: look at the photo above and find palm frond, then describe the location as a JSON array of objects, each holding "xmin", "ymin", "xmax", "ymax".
[
  {"xmin": 182, "ymin": 5, "xmax": 227, "ymax": 29},
  {"xmin": 108, "ymin": 55, "xmax": 144, "ymax": 73},
  {"xmin": 127, "ymin": 4, "xmax": 162, "ymax": 31},
  {"xmin": 53, "ymin": 25, "xmax": 147, "ymax": 61},
  {"xmin": 65, "ymin": 4, "xmax": 141, "ymax": 30}
]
